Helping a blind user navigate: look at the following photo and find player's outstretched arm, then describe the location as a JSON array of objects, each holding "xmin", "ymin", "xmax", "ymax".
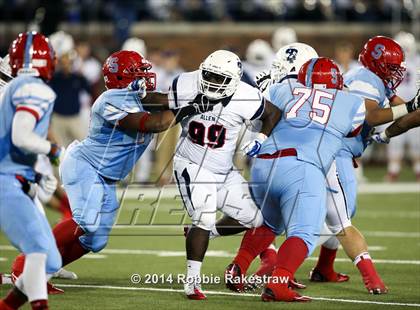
[
  {"xmin": 259, "ymin": 99, "xmax": 282, "ymax": 136},
  {"xmin": 141, "ymin": 92, "xmax": 170, "ymax": 112},
  {"xmin": 118, "ymin": 95, "xmax": 214, "ymax": 133},
  {"xmin": 364, "ymin": 91, "xmax": 419, "ymax": 126},
  {"xmin": 385, "ymin": 109, "xmax": 420, "ymax": 138}
]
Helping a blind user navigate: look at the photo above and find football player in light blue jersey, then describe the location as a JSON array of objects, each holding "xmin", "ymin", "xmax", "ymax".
[
  {"xmin": 312, "ymin": 36, "xmax": 420, "ymax": 294},
  {"xmin": 248, "ymin": 58, "xmax": 365, "ymax": 302},
  {"xmin": 47, "ymin": 50, "xmax": 214, "ymax": 274},
  {"xmin": 0, "ymin": 32, "xmax": 63, "ymax": 310}
]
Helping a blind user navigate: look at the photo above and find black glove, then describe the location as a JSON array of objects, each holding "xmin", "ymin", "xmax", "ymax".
[
  {"xmin": 406, "ymin": 88, "xmax": 420, "ymax": 113},
  {"xmin": 170, "ymin": 94, "xmax": 215, "ymax": 123}
]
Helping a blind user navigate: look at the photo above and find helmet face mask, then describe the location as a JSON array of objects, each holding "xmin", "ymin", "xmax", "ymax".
[{"xmin": 198, "ymin": 50, "xmax": 242, "ymax": 100}]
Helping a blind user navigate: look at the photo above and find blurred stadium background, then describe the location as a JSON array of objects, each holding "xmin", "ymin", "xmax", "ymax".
[{"xmin": 1, "ymin": 0, "xmax": 419, "ymax": 184}]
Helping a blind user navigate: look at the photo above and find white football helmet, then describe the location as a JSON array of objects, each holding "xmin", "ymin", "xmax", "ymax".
[
  {"xmin": 49, "ymin": 31, "xmax": 75, "ymax": 58},
  {"xmin": 198, "ymin": 50, "xmax": 243, "ymax": 100},
  {"xmin": 122, "ymin": 37, "xmax": 147, "ymax": 57},
  {"xmin": 394, "ymin": 31, "xmax": 416, "ymax": 57},
  {"xmin": 272, "ymin": 27, "xmax": 297, "ymax": 51},
  {"xmin": 271, "ymin": 42, "xmax": 318, "ymax": 83},
  {"xmin": 246, "ymin": 39, "xmax": 273, "ymax": 67}
]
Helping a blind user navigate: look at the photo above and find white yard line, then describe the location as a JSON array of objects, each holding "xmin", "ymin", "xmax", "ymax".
[
  {"xmin": 1, "ymin": 245, "xmax": 417, "ymax": 264},
  {"xmin": 54, "ymin": 283, "xmax": 420, "ymax": 307}
]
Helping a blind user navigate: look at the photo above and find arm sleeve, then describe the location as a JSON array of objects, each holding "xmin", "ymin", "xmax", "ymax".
[
  {"xmin": 347, "ymin": 80, "xmax": 382, "ymax": 103},
  {"xmin": 167, "ymin": 75, "xmax": 180, "ymax": 109},
  {"xmin": 101, "ymin": 90, "xmax": 143, "ymax": 125},
  {"xmin": 11, "ymin": 110, "xmax": 51, "ymax": 154},
  {"xmin": 12, "ymin": 82, "xmax": 56, "ymax": 121}
]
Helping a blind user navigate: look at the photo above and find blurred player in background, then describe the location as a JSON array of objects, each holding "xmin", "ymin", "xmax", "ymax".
[
  {"xmin": 242, "ymin": 39, "xmax": 273, "ymax": 86},
  {"xmin": 49, "ymin": 31, "xmax": 91, "ymax": 147},
  {"xmin": 385, "ymin": 31, "xmax": 420, "ymax": 181},
  {"xmin": 334, "ymin": 41, "xmax": 360, "ymax": 73},
  {"xmin": 0, "ymin": 31, "xmax": 63, "ymax": 310},
  {"xmin": 271, "ymin": 27, "xmax": 297, "ymax": 52}
]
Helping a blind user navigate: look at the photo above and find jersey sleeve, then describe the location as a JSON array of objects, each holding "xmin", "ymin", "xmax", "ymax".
[
  {"xmin": 168, "ymin": 75, "xmax": 181, "ymax": 109},
  {"xmin": 346, "ymin": 75, "xmax": 385, "ymax": 103},
  {"xmin": 100, "ymin": 89, "xmax": 143, "ymax": 124},
  {"xmin": 347, "ymin": 97, "xmax": 366, "ymax": 137},
  {"xmin": 11, "ymin": 82, "xmax": 56, "ymax": 121},
  {"xmin": 237, "ymin": 84, "xmax": 265, "ymax": 120}
]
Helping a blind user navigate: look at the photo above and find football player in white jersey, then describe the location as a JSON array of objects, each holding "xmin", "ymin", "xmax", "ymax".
[{"xmin": 155, "ymin": 50, "xmax": 281, "ymax": 299}]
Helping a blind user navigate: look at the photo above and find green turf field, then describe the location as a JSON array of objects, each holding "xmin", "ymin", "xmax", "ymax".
[{"xmin": 1, "ymin": 190, "xmax": 419, "ymax": 309}]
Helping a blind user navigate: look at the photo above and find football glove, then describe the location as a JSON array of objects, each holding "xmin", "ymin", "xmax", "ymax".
[
  {"xmin": 128, "ymin": 78, "xmax": 147, "ymax": 99},
  {"xmin": 48, "ymin": 143, "xmax": 65, "ymax": 166},
  {"xmin": 405, "ymin": 88, "xmax": 420, "ymax": 113},
  {"xmin": 38, "ymin": 174, "xmax": 58, "ymax": 203},
  {"xmin": 369, "ymin": 131, "xmax": 390, "ymax": 144},
  {"xmin": 255, "ymin": 70, "xmax": 272, "ymax": 94},
  {"xmin": 241, "ymin": 133, "xmax": 267, "ymax": 157},
  {"xmin": 190, "ymin": 93, "xmax": 215, "ymax": 113}
]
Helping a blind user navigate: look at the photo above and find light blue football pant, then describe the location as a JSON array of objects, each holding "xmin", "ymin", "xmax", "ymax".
[
  {"xmin": 60, "ymin": 151, "xmax": 119, "ymax": 252},
  {"xmin": 250, "ymin": 156, "xmax": 327, "ymax": 256},
  {"xmin": 0, "ymin": 174, "xmax": 61, "ymax": 273}
]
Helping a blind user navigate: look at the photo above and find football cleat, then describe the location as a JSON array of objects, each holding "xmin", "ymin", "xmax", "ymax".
[
  {"xmin": 364, "ymin": 278, "xmax": 388, "ymax": 295},
  {"xmin": 47, "ymin": 282, "xmax": 65, "ymax": 295},
  {"xmin": 184, "ymin": 283, "xmax": 206, "ymax": 300},
  {"xmin": 225, "ymin": 263, "xmax": 245, "ymax": 292},
  {"xmin": 53, "ymin": 268, "xmax": 78, "ymax": 280},
  {"xmin": 261, "ymin": 286, "xmax": 311, "ymax": 302},
  {"xmin": 289, "ymin": 278, "xmax": 307, "ymax": 289},
  {"xmin": 309, "ymin": 268, "xmax": 349, "ymax": 283},
  {"xmin": 0, "ymin": 300, "xmax": 14, "ymax": 310}
]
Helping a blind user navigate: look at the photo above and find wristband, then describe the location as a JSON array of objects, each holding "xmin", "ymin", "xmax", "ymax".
[
  {"xmin": 391, "ymin": 104, "xmax": 408, "ymax": 120},
  {"xmin": 138, "ymin": 112, "xmax": 151, "ymax": 132}
]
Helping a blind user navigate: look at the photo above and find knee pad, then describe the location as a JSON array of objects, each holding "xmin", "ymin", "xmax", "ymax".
[
  {"xmin": 193, "ymin": 210, "xmax": 217, "ymax": 231},
  {"xmin": 239, "ymin": 209, "xmax": 264, "ymax": 228},
  {"xmin": 327, "ymin": 217, "xmax": 352, "ymax": 235}
]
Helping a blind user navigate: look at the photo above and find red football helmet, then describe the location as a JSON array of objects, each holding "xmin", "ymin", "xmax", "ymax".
[
  {"xmin": 8, "ymin": 31, "xmax": 56, "ymax": 80},
  {"xmin": 102, "ymin": 50, "xmax": 156, "ymax": 90},
  {"xmin": 298, "ymin": 57, "xmax": 343, "ymax": 90},
  {"xmin": 359, "ymin": 36, "xmax": 405, "ymax": 90}
]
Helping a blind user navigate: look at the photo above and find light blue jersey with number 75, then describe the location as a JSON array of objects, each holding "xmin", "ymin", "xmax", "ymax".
[{"xmin": 261, "ymin": 78, "xmax": 365, "ymax": 173}]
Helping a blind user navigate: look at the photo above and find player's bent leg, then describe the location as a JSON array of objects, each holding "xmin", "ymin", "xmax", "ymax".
[
  {"xmin": 263, "ymin": 160, "xmax": 326, "ymax": 302},
  {"xmin": 337, "ymin": 226, "xmax": 387, "ymax": 294}
]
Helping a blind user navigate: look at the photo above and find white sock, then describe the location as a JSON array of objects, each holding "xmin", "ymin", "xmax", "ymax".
[
  {"xmin": 187, "ymin": 260, "xmax": 202, "ymax": 283},
  {"xmin": 22, "ymin": 253, "xmax": 48, "ymax": 302},
  {"xmin": 209, "ymin": 225, "xmax": 220, "ymax": 239},
  {"xmin": 353, "ymin": 252, "xmax": 371, "ymax": 265}
]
